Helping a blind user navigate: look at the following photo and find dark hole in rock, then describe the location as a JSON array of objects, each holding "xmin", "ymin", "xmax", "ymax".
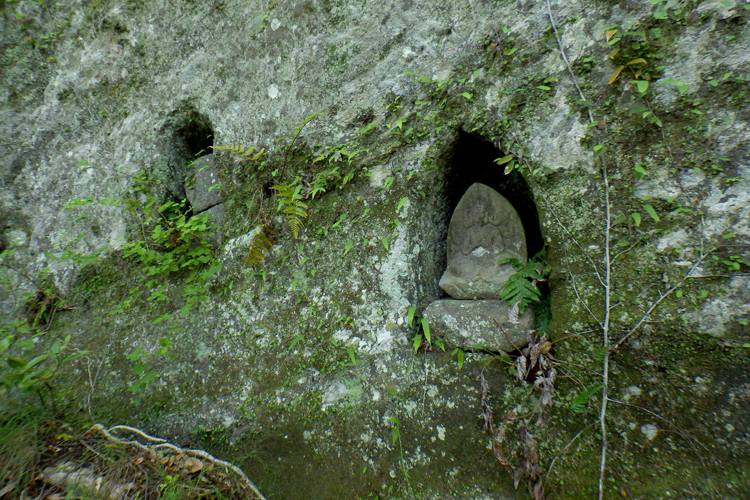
[
  {"xmin": 158, "ymin": 104, "xmax": 215, "ymax": 208},
  {"xmin": 444, "ymin": 130, "xmax": 544, "ymax": 259},
  {"xmin": 175, "ymin": 108, "xmax": 214, "ymax": 160}
]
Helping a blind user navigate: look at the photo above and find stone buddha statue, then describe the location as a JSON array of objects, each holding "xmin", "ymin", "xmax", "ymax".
[{"xmin": 439, "ymin": 183, "xmax": 527, "ymax": 299}]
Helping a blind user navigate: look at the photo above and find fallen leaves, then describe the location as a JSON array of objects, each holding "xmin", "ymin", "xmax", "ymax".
[
  {"xmin": 160, "ymin": 453, "xmax": 207, "ymax": 475},
  {"xmin": 479, "ymin": 330, "xmax": 557, "ymax": 500}
]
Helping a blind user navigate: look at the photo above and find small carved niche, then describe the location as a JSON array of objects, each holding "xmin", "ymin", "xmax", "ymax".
[
  {"xmin": 420, "ymin": 131, "xmax": 546, "ymax": 353},
  {"xmin": 443, "ymin": 131, "xmax": 543, "ymax": 260}
]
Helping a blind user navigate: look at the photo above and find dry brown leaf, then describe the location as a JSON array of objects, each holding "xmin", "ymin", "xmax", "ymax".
[
  {"xmin": 627, "ymin": 58, "xmax": 647, "ymax": 65},
  {"xmin": 608, "ymin": 66, "xmax": 625, "ymax": 86},
  {"xmin": 183, "ymin": 457, "xmax": 203, "ymax": 474},
  {"xmin": 508, "ymin": 302, "xmax": 520, "ymax": 323},
  {"xmin": 605, "ymin": 29, "xmax": 618, "ymax": 42},
  {"xmin": 134, "ymin": 456, "xmax": 144, "ymax": 465},
  {"xmin": 0, "ymin": 482, "xmax": 16, "ymax": 497}
]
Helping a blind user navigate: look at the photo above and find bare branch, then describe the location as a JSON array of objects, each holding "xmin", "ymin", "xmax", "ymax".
[{"xmin": 613, "ymin": 248, "xmax": 716, "ymax": 350}]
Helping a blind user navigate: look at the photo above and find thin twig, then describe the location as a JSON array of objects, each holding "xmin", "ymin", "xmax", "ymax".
[
  {"xmin": 612, "ymin": 248, "xmax": 715, "ymax": 350},
  {"xmin": 550, "ymin": 328, "xmax": 598, "ymax": 345},
  {"xmin": 544, "ymin": 2, "xmax": 611, "ymax": 497},
  {"xmin": 611, "ymin": 237, "xmax": 644, "ymax": 265},
  {"xmin": 606, "ymin": 398, "xmax": 710, "ymax": 454},
  {"xmin": 493, "ymin": 318, "xmax": 522, "ymax": 352},
  {"xmin": 545, "ymin": 203, "xmax": 604, "ymax": 287},
  {"xmin": 544, "ymin": 421, "xmax": 596, "ymax": 485},
  {"xmin": 507, "ymin": 126, "xmax": 604, "ymax": 287},
  {"xmin": 562, "ymin": 244, "xmax": 603, "ymax": 328}
]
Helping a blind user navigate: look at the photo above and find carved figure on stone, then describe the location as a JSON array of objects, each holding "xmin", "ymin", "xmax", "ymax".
[{"xmin": 439, "ymin": 183, "xmax": 526, "ymax": 299}]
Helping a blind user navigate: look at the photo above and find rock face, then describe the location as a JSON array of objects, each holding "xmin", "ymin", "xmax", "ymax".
[
  {"xmin": 185, "ymin": 154, "xmax": 224, "ymax": 242},
  {"xmin": 439, "ymin": 183, "xmax": 526, "ymax": 300},
  {"xmin": 423, "ymin": 299, "xmax": 532, "ymax": 352},
  {"xmin": 2, "ymin": 0, "xmax": 749, "ymax": 497}
]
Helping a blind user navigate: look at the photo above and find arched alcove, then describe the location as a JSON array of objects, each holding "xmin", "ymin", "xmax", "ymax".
[
  {"xmin": 173, "ymin": 106, "xmax": 214, "ymax": 160},
  {"xmin": 444, "ymin": 130, "xmax": 544, "ymax": 258},
  {"xmin": 419, "ymin": 130, "xmax": 550, "ymax": 348},
  {"xmin": 156, "ymin": 103, "xmax": 215, "ymax": 204}
]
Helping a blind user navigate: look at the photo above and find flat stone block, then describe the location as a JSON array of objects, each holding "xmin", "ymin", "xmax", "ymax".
[
  {"xmin": 185, "ymin": 154, "xmax": 222, "ymax": 213},
  {"xmin": 423, "ymin": 299, "xmax": 533, "ymax": 353}
]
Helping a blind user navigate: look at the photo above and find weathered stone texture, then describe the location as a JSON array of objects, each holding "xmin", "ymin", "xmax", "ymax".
[
  {"xmin": 439, "ymin": 183, "xmax": 526, "ymax": 299},
  {"xmin": 423, "ymin": 299, "xmax": 533, "ymax": 353}
]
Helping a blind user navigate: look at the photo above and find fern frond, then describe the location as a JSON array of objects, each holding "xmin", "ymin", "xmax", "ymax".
[
  {"xmin": 277, "ymin": 113, "xmax": 319, "ymax": 148},
  {"xmin": 211, "ymin": 144, "xmax": 265, "ymax": 161},
  {"xmin": 499, "ymin": 275, "xmax": 541, "ymax": 312},
  {"xmin": 286, "ymin": 215, "xmax": 305, "ymax": 239},
  {"xmin": 569, "ymin": 384, "xmax": 603, "ymax": 413},
  {"xmin": 245, "ymin": 226, "xmax": 273, "ymax": 266},
  {"xmin": 271, "ymin": 179, "xmax": 309, "ymax": 239}
]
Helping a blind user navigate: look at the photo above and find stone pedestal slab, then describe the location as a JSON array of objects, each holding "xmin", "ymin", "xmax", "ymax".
[
  {"xmin": 185, "ymin": 154, "xmax": 222, "ymax": 214},
  {"xmin": 423, "ymin": 299, "xmax": 533, "ymax": 353}
]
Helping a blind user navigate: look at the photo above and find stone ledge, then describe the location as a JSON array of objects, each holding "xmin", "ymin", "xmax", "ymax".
[{"xmin": 423, "ymin": 299, "xmax": 533, "ymax": 353}]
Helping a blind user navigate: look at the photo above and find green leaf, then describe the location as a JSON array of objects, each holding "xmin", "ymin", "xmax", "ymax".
[
  {"xmin": 434, "ymin": 338, "xmax": 445, "ymax": 352},
  {"xmin": 653, "ymin": 10, "xmax": 667, "ymax": 19},
  {"xmin": 536, "ymin": 85, "xmax": 551, "ymax": 91},
  {"xmin": 7, "ymin": 357, "xmax": 27, "ymax": 369},
  {"xmin": 570, "ymin": 384, "xmax": 603, "ymax": 413},
  {"xmin": 452, "ymin": 348, "xmax": 464, "ymax": 369},
  {"xmin": 407, "ymin": 306, "xmax": 416, "ymax": 328},
  {"xmin": 289, "ymin": 334, "xmax": 304, "ymax": 350},
  {"xmin": 631, "ymin": 80, "xmax": 649, "ymax": 93},
  {"xmin": 494, "ymin": 154, "xmax": 514, "ymax": 165},
  {"xmin": 412, "ymin": 334, "xmax": 423, "ymax": 354},
  {"xmin": 633, "ymin": 164, "xmax": 647, "ymax": 175},
  {"xmin": 722, "ymin": 233, "xmax": 736, "ymax": 240},
  {"xmin": 152, "ymin": 313, "xmax": 173, "ymax": 325},
  {"xmin": 391, "ymin": 425, "xmax": 400, "ymax": 445},
  {"xmin": 421, "ymin": 318, "xmax": 431, "ymax": 344},
  {"xmin": 381, "ymin": 238, "xmax": 389, "ymax": 251},
  {"xmin": 459, "ymin": 92, "xmax": 473, "ymax": 100},
  {"xmin": 343, "ymin": 241, "xmax": 354, "ymax": 255},
  {"xmin": 632, "ymin": 212, "xmax": 642, "ymax": 227},
  {"xmin": 643, "ymin": 204, "xmax": 661, "ymax": 222},
  {"xmin": 397, "ymin": 197, "xmax": 408, "ymax": 212}
]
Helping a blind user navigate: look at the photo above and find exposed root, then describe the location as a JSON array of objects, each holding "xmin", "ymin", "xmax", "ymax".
[{"xmin": 90, "ymin": 423, "xmax": 267, "ymax": 500}]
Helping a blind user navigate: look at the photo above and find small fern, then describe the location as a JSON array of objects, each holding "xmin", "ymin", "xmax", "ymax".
[
  {"xmin": 498, "ymin": 249, "xmax": 550, "ymax": 313},
  {"xmin": 569, "ymin": 384, "xmax": 603, "ymax": 413},
  {"xmin": 245, "ymin": 225, "xmax": 274, "ymax": 266},
  {"xmin": 271, "ymin": 178, "xmax": 309, "ymax": 239},
  {"xmin": 277, "ymin": 113, "xmax": 319, "ymax": 151},
  {"xmin": 211, "ymin": 144, "xmax": 265, "ymax": 162}
]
